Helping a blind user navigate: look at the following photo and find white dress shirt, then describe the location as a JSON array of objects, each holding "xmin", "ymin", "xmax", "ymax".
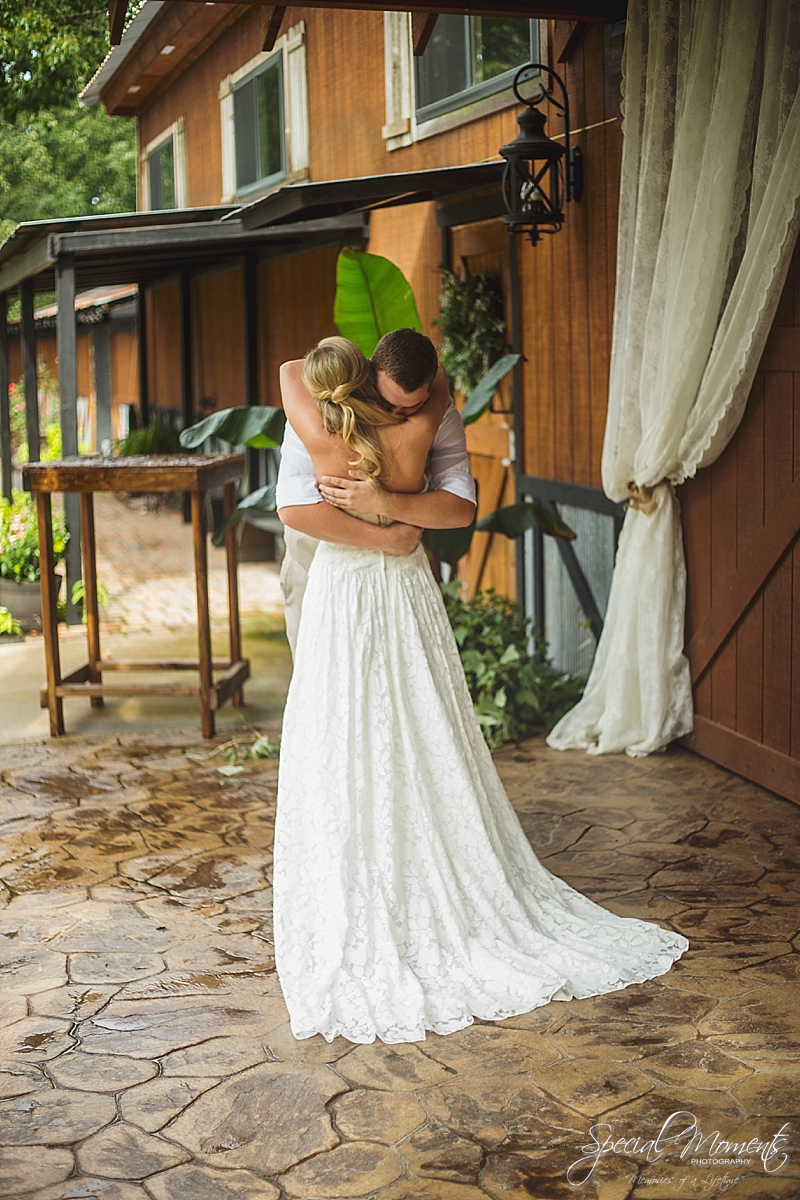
[{"xmin": 275, "ymin": 402, "xmax": 476, "ymax": 510}]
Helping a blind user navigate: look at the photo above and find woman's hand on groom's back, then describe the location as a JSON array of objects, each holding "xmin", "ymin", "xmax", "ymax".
[{"xmin": 383, "ymin": 523, "xmax": 424, "ymax": 556}]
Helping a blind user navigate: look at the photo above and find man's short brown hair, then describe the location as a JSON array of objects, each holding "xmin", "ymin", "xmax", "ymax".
[{"xmin": 372, "ymin": 328, "xmax": 438, "ymax": 393}]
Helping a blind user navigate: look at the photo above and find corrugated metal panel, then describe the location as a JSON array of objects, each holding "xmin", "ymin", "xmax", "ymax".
[{"xmin": 524, "ymin": 504, "xmax": 615, "ymax": 680}]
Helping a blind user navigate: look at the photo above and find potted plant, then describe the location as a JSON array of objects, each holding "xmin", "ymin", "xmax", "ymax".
[{"xmin": 0, "ymin": 490, "xmax": 67, "ymax": 631}]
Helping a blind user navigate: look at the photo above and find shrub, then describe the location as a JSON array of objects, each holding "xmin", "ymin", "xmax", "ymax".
[
  {"xmin": 0, "ymin": 489, "xmax": 67, "ymax": 583},
  {"xmin": 441, "ymin": 583, "xmax": 583, "ymax": 750},
  {"xmin": 117, "ymin": 420, "xmax": 182, "ymax": 456},
  {"xmin": 434, "ymin": 268, "xmax": 507, "ymax": 395}
]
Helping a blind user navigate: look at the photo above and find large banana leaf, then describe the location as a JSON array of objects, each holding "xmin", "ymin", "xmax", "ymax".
[
  {"xmin": 180, "ymin": 406, "xmax": 286, "ymax": 450},
  {"xmin": 477, "ymin": 501, "xmax": 576, "ymax": 540},
  {"xmin": 423, "ymin": 514, "xmax": 477, "ymax": 567},
  {"xmin": 333, "ymin": 248, "xmax": 421, "ymax": 357},
  {"xmin": 211, "ymin": 484, "xmax": 277, "ymax": 547},
  {"xmin": 460, "ymin": 354, "xmax": 522, "ymax": 426}
]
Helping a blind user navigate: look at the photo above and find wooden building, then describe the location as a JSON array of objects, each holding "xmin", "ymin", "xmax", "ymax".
[
  {"xmin": 1, "ymin": 0, "xmax": 795, "ymax": 801},
  {"xmin": 80, "ymin": 3, "xmax": 626, "ymax": 641}
]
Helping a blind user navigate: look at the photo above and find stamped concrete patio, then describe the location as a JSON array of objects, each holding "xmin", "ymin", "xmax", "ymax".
[{"xmin": 0, "ymin": 729, "xmax": 798, "ymax": 1200}]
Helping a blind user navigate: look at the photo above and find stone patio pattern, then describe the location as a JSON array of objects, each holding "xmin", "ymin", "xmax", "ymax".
[{"xmin": 0, "ymin": 731, "xmax": 798, "ymax": 1200}]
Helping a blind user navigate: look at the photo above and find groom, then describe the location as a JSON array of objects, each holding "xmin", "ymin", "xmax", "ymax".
[{"xmin": 276, "ymin": 328, "xmax": 476, "ymax": 653}]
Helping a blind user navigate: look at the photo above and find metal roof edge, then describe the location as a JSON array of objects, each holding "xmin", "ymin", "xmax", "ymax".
[{"xmin": 80, "ymin": 1, "xmax": 166, "ymax": 108}]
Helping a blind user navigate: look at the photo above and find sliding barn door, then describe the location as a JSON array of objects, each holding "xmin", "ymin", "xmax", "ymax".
[
  {"xmin": 448, "ymin": 218, "xmax": 516, "ymax": 599},
  {"xmin": 681, "ymin": 236, "xmax": 800, "ymax": 804}
]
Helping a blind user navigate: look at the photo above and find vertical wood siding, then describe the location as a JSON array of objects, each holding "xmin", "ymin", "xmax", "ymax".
[
  {"xmin": 111, "ymin": 331, "xmax": 140, "ymax": 409},
  {"xmin": 368, "ymin": 203, "xmax": 443, "ymax": 340},
  {"xmin": 192, "ymin": 267, "xmax": 246, "ymax": 411},
  {"xmin": 682, "ymin": 236, "xmax": 800, "ymax": 803},
  {"xmin": 258, "ymin": 245, "xmax": 340, "ymax": 408},
  {"xmin": 518, "ymin": 24, "xmax": 623, "ymax": 489},
  {"xmin": 146, "ymin": 282, "xmax": 182, "ymax": 414}
]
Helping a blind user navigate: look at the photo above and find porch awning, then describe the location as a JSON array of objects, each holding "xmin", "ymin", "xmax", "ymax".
[
  {"xmin": 0, "ymin": 208, "xmax": 366, "ymax": 295},
  {"xmin": 232, "ymin": 161, "xmax": 505, "ymax": 231}
]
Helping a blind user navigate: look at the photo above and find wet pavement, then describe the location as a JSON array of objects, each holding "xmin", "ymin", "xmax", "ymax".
[{"xmin": 0, "ymin": 731, "xmax": 798, "ymax": 1199}]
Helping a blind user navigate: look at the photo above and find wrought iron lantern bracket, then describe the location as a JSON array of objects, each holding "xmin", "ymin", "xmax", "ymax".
[{"xmin": 500, "ymin": 64, "xmax": 583, "ymax": 247}]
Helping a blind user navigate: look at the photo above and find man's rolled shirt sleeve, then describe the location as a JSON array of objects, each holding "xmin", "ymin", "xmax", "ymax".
[
  {"xmin": 428, "ymin": 403, "xmax": 477, "ymax": 505},
  {"xmin": 275, "ymin": 423, "xmax": 323, "ymax": 509}
]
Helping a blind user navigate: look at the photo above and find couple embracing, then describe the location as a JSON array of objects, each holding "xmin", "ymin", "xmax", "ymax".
[{"xmin": 272, "ymin": 328, "xmax": 687, "ymax": 1047}]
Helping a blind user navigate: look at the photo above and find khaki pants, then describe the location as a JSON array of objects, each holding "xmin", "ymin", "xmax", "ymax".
[{"xmin": 279, "ymin": 529, "xmax": 319, "ymax": 656}]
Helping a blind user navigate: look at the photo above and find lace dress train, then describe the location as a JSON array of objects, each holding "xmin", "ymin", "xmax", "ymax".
[{"xmin": 273, "ymin": 542, "xmax": 688, "ymax": 1045}]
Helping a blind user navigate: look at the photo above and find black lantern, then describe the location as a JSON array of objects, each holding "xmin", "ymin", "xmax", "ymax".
[{"xmin": 500, "ymin": 64, "xmax": 583, "ymax": 246}]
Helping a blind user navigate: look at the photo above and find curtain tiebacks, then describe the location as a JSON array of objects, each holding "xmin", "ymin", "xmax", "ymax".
[{"xmin": 627, "ymin": 480, "xmax": 667, "ymax": 514}]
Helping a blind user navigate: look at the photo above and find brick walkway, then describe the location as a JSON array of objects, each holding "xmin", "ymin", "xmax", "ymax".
[
  {"xmin": 0, "ymin": 731, "xmax": 797, "ymax": 1199},
  {"xmin": 92, "ymin": 494, "xmax": 284, "ymax": 635}
]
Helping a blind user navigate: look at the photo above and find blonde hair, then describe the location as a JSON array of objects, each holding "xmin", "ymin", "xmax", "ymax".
[{"xmin": 302, "ymin": 336, "xmax": 404, "ymax": 479}]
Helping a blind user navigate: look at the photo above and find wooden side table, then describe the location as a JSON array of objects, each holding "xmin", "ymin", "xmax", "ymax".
[{"xmin": 22, "ymin": 454, "xmax": 250, "ymax": 739}]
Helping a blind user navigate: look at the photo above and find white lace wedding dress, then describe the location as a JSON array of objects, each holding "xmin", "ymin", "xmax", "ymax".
[{"xmin": 273, "ymin": 540, "xmax": 688, "ymax": 1045}]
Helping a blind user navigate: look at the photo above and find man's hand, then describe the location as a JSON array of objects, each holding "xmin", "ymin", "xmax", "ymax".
[
  {"xmin": 319, "ymin": 471, "xmax": 388, "ymax": 518},
  {"xmin": 382, "ymin": 522, "xmax": 424, "ymax": 556}
]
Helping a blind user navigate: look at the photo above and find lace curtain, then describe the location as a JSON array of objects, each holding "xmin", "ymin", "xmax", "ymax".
[{"xmin": 548, "ymin": 0, "xmax": 800, "ymax": 758}]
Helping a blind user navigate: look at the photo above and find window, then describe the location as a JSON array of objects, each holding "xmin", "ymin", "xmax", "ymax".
[
  {"xmin": 233, "ymin": 55, "xmax": 285, "ymax": 194},
  {"xmin": 148, "ymin": 136, "xmax": 176, "ymax": 210},
  {"xmin": 140, "ymin": 117, "xmax": 187, "ymax": 212},
  {"xmin": 220, "ymin": 26, "xmax": 308, "ymax": 203},
  {"xmin": 415, "ymin": 17, "xmax": 538, "ymax": 123}
]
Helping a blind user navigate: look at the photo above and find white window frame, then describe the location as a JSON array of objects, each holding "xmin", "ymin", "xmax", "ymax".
[
  {"xmin": 219, "ymin": 20, "xmax": 309, "ymax": 204},
  {"xmin": 139, "ymin": 116, "xmax": 188, "ymax": 211},
  {"xmin": 382, "ymin": 17, "xmax": 549, "ymax": 150}
]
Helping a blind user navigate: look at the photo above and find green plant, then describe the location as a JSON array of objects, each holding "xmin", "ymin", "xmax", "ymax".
[
  {"xmin": 41, "ymin": 421, "xmax": 61, "ymax": 462},
  {"xmin": 0, "ymin": 606, "xmax": 22, "ymax": 636},
  {"xmin": 333, "ymin": 248, "xmax": 421, "ymax": 357},
  {"xmin": 8, "ymin": 361, "xmax": 61, "ymax": 463},
  {"xmin": 66, "ymin": 578, "xmax": 109, "ymax": 625},
  {"xmin": 0, "ymin": 489, "xmax": 68, "ymax": 583},
  {"xmin": 188, "ymin": 727, "xmax": 281, "ymax": 778},
  {"xmin": 117, "ymin": 420, "xmax": 183, "ymax": 456},
  {"xmin": 179, "ymin": 406, "xmax": 286, "ymax": 544},
  {"xmin": 434, "ymin": 267, "xmax": 507, "ymax": 395},
  {"xmin": 441, "ymin": 582, "xmax": 583, "ymax": 750}
]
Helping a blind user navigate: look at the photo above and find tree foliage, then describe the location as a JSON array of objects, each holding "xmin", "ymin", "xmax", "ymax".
[
  {"xmin": 1, "ymin": 1, "xmax": 112, "ymax": 121},
  {"xmin": 0, "ymin": 1, "xmax": 142, "ymax": 244},
  {"xmin": 0, "ymin": 104, "xmax": 137, "ymax": 243}
]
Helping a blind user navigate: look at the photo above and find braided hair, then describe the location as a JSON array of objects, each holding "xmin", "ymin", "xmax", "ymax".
[{"xmin": 302, "ymin": 337, "xmax": 404, "ymax": 480}]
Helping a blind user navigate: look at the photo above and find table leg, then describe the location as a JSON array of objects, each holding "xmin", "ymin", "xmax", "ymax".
[
  {"xmin": 79, "ymin": 493, "xmax": 103, "ymax": 708},
  {"xmin": 191, "ymin": 491, "xmax": 215, "ymax": 738},
  {"xmin": 223, "ymin": 481, "xmax": 243, "ymax": 707},
  {"xmin": 36, "ymin": 493, "xmax": 64, "ymax": 736}
]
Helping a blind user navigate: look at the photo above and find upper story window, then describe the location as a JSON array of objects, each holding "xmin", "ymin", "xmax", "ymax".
[
  {"xmin": 415, "ymin": 17, "xmax": 539, "ymax": 123},
  {"xmin": 140, "ymin": 117, "xmax": 187, "ymax": 212},
  {"xmin": 233, "ymin": 54, "xmax": 285, "ymax": 195},
  {"xmin": 148, "ymin": 136, "xmax": 176, "ymax": 210},
  {"xmin": 219, "ymin": 23, "xmax": 309, "ymax": 205}
]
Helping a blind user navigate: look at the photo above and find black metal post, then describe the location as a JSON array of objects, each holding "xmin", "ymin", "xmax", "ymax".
[
  {"xmin": 509, "ymin": 233, "xmax": 526, "ymax": 612},
  {"xmin": 0, "ymin": 292, "xmax": 11, "ymax": 501},
  {"xmin": 93, "ymin": 318, "xmax": 113, "ymax": 454},
  {"xmin": 56, "ymin": 254, "xmax": 82, "ymax": 624},
  {"xmin": 532, "ymin": 526, "xmax": 545, "ymax": 636},
  {"xmin": 181, "ymin": 269, "xmax": 194, "ymax": 523},
  {"xmin": 180, "ymin": 269, "xmax": 194, "ymax": 432},
  {"xmin": 137, "ymin": 285, "xmax": 150, "ymax": 428},
  {"xmin": 243, "ymin": 254, "xmax": 260, "ymax": 492},
  {"xmin": 20, "ymin": 278, "xmax": 40, "ymax": 463}
]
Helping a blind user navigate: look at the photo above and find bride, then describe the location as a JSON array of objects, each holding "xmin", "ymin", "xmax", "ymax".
[{"xmin": 274, "ymin": 335, "xmax": 688, "ymax": 1046}]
